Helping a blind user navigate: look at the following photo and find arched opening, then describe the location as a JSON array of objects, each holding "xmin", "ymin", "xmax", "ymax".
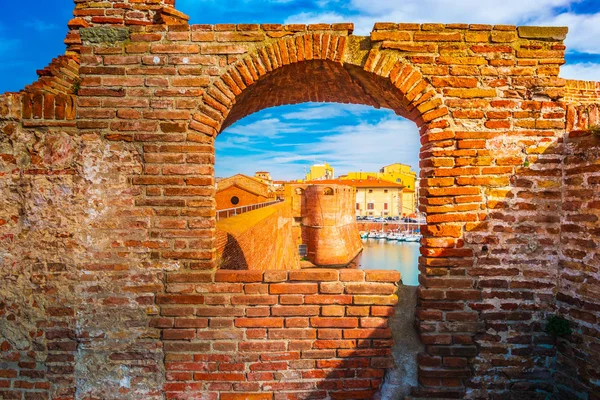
[{"xmin": 200, "ymin": 44, "xmax": 448, "ymax": 398}]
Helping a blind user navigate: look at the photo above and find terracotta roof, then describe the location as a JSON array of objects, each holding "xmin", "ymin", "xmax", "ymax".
[
  {"xmin": 217, "ymin": 174, "xmax": 271, "ymax": 197},
  {"xmin": 304, "ymin": 179, "xmax": 404, "ymax": 189}
]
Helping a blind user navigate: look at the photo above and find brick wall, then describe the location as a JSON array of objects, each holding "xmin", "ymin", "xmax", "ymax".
[
  {"xmin": 216, "ymin": 202, "xmax": 299, "ymax": 271},
  {"xmin": 158, "ymin": 269, "xmax": 400, "ymax": 400},
  {"xmin": 555, "ymin": 132, "xmax": 600, "ymax": 399},
  {"xmin": 1, "ymin": 2, "xmax": 600, "ymax": 398},
  {"xmin": 557, "ymin": 82, "xmax": 600, "ymax": 399}
]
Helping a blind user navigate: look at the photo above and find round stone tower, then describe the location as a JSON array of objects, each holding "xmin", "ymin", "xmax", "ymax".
[{"xmin": 302, "ymin": 184, "xmax": 362, "ymax": 266}]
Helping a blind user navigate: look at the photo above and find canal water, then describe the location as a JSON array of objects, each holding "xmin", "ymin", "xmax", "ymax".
[{"xmin": 348, "ymin": 239, "xmax": 420, "ymax": 286}]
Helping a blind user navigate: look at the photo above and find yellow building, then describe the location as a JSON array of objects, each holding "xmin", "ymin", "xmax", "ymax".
[
  {"xmin": 340, "ymin": 163, "xmax": 417, "ymax": 190},
  {"xmin": 305, "ymin": 163, "xmax": 334, "ymax": 181},
  {"xmin": 339, "ymin": 163, "xmax": 418, "ymax": 214}
]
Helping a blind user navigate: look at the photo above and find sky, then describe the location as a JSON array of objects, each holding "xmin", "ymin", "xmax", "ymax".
[{"xmin": 2, "ymin": 1, "xmax": 600, "ymax": 180}]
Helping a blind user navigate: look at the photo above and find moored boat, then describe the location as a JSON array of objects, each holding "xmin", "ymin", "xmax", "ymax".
[{"xmin": 405, "ymin": 233, "xmax": 422, "ymax": 242}]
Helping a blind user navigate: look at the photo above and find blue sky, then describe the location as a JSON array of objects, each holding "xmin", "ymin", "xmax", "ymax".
[{"xmin": 3, "ymin": 1, "xmax": 600, "ymax": 180}]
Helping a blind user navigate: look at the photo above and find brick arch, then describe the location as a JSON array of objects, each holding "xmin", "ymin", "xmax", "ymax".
[
  {"xmin": 182, "ymin": 33, "xmax": 462, "ymax": 398},
  {"xmin": 188, "ymin": 33, "xmax": 451, "ymax": 137}
]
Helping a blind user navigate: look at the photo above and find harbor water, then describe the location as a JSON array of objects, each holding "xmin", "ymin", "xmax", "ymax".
[{"xmin": 348, "ymin": 239, "xmax": 420, "ymax": 286}]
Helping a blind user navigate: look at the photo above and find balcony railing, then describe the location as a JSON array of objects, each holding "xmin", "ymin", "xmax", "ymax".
[{"xmin": 216, "ymin": 199, "xmax": 283, "ymax": 221}]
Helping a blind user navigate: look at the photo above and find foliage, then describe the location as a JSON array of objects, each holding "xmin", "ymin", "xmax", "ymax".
[
  {"xmin": 72, "ymin": 79, "xmax": 81, "ymax": 95},
  {"xmin": 546, "ymin": 315, "xmax": 572, "ymax": 338}
]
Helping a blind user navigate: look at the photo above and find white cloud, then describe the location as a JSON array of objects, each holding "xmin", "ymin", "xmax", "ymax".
[
  {"xmin": 560, "ymin": 62, "xmax": 600, "ymax": 81},
  {"xmin": 217, "ymin": 114, "xmax": 421, "ymax": 180},
  {"xmin": 305, "ymin": 118, "xmax": 420, "ymax": 174},
  {"xmin": 225, "ymin": 117, "xmax": 304, "ymax": 139}
]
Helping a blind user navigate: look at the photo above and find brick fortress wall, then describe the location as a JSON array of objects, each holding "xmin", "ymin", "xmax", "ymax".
[
  {"xmin": 215, "ymin": 201, "xmax": 300, "ymax": 271},
  {"xmin": 555, "ymin": 82, "xmax": 600, "ymax": 399},
  {"xmin": 0, "ymin": 0, "xmax": 599, "ymax": 398}
]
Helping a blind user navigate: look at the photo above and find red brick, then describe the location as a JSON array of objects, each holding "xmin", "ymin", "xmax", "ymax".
[
  {"xmin": 234, "ymin": 318, "xmax": 284, "ymax": 328},
  {"xmin": 270, "ymin": 283, "xmax": 318, "ymax": 294}
]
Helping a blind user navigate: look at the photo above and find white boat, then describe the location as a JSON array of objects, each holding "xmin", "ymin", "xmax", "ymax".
[
  {"xmin": 386, "ymin": 231, "xmax": 398, "ymax": 240},
  {"xmin": 405, "ymin": 233, "xmax": 422, "ymax": 242},
  {"xmin": 360, "ymin": 231, "xmax": 369, "ymax": 239},
  {"xmin": 376, "ymin": 231, "xmax": 387, "ymax": 239},
  {"xmin": 367, "ymin": 230, "xmax": 378, "ymax": 239},
  {"xmin": 396, "ymin": 231, "xmax": 410, "ymax": 242}
]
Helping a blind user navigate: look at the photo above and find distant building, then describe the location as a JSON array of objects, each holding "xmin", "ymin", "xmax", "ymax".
[
  {"xmin": 254, "ymin": 171, "xmax": 273, "ymax": 185},
  {"xmin": 339, "ymin": 162, "xmax": 418, "ymax": 215},
  {"xmin": 340, "ymin": 162, "xmax": 417, "ymax": 190},
  {"xmin": 305, "ymin": 178, "xmax": 407, "ymax": 217},
  {"xmin": 216, "ymin": 174, "xmax": 276, "ymax": 210},
  {"xmin": 305, "ymin": 162, "xmax": 334, "ymax": 181}
]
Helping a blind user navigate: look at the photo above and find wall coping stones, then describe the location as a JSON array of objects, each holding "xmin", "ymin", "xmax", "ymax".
[{"xmin": 518, "ymin": 26, "xmax": 569, "ymax": 40}]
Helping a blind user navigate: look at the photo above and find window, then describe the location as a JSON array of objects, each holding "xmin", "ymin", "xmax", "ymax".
[
  {"xmin": 356, "ymin": 203, "xmax": 360, "ymax": 210},
  {"xmin": 384, "ymin": 189, "xmax": 388, "ymax": 193},
  {"xmin": 367, "ymin": 203, "xmax": 374, "ymax": 210},
  {"xmin": 298, "ymin": 244, "xmax": 307, "ymax": 257},
  {"xmin": 368, "ymin": 189, "xmax": 373, "ymax": 193},
  {"xmin": 231, "ymin": 196, "xmax": 240, "ymax": 205},
  {"xmin": 384, "ymin": 203, "xmax": 388, "ymax": 210},
  {"xmin": 324, "ymin": 187, "xmax": 334, "ymax": 195}
]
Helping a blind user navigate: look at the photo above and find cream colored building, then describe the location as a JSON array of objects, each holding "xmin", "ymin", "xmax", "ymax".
[
  {"xmin": 401, "ymin": 188, "xmax": 416, "ymax": 216},
  {"xmin": 353, "ymin": 179, "xmax": 405, "ymax": 217},
  {"xmin": 339, "ymin": 163, "xmax": 418, "ymax": 215}
]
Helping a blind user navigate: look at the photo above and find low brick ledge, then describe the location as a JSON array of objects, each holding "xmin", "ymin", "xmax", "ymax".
[{"xmin": 165, "ymin": 269, "xmax": 401, "ymax": 284}]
